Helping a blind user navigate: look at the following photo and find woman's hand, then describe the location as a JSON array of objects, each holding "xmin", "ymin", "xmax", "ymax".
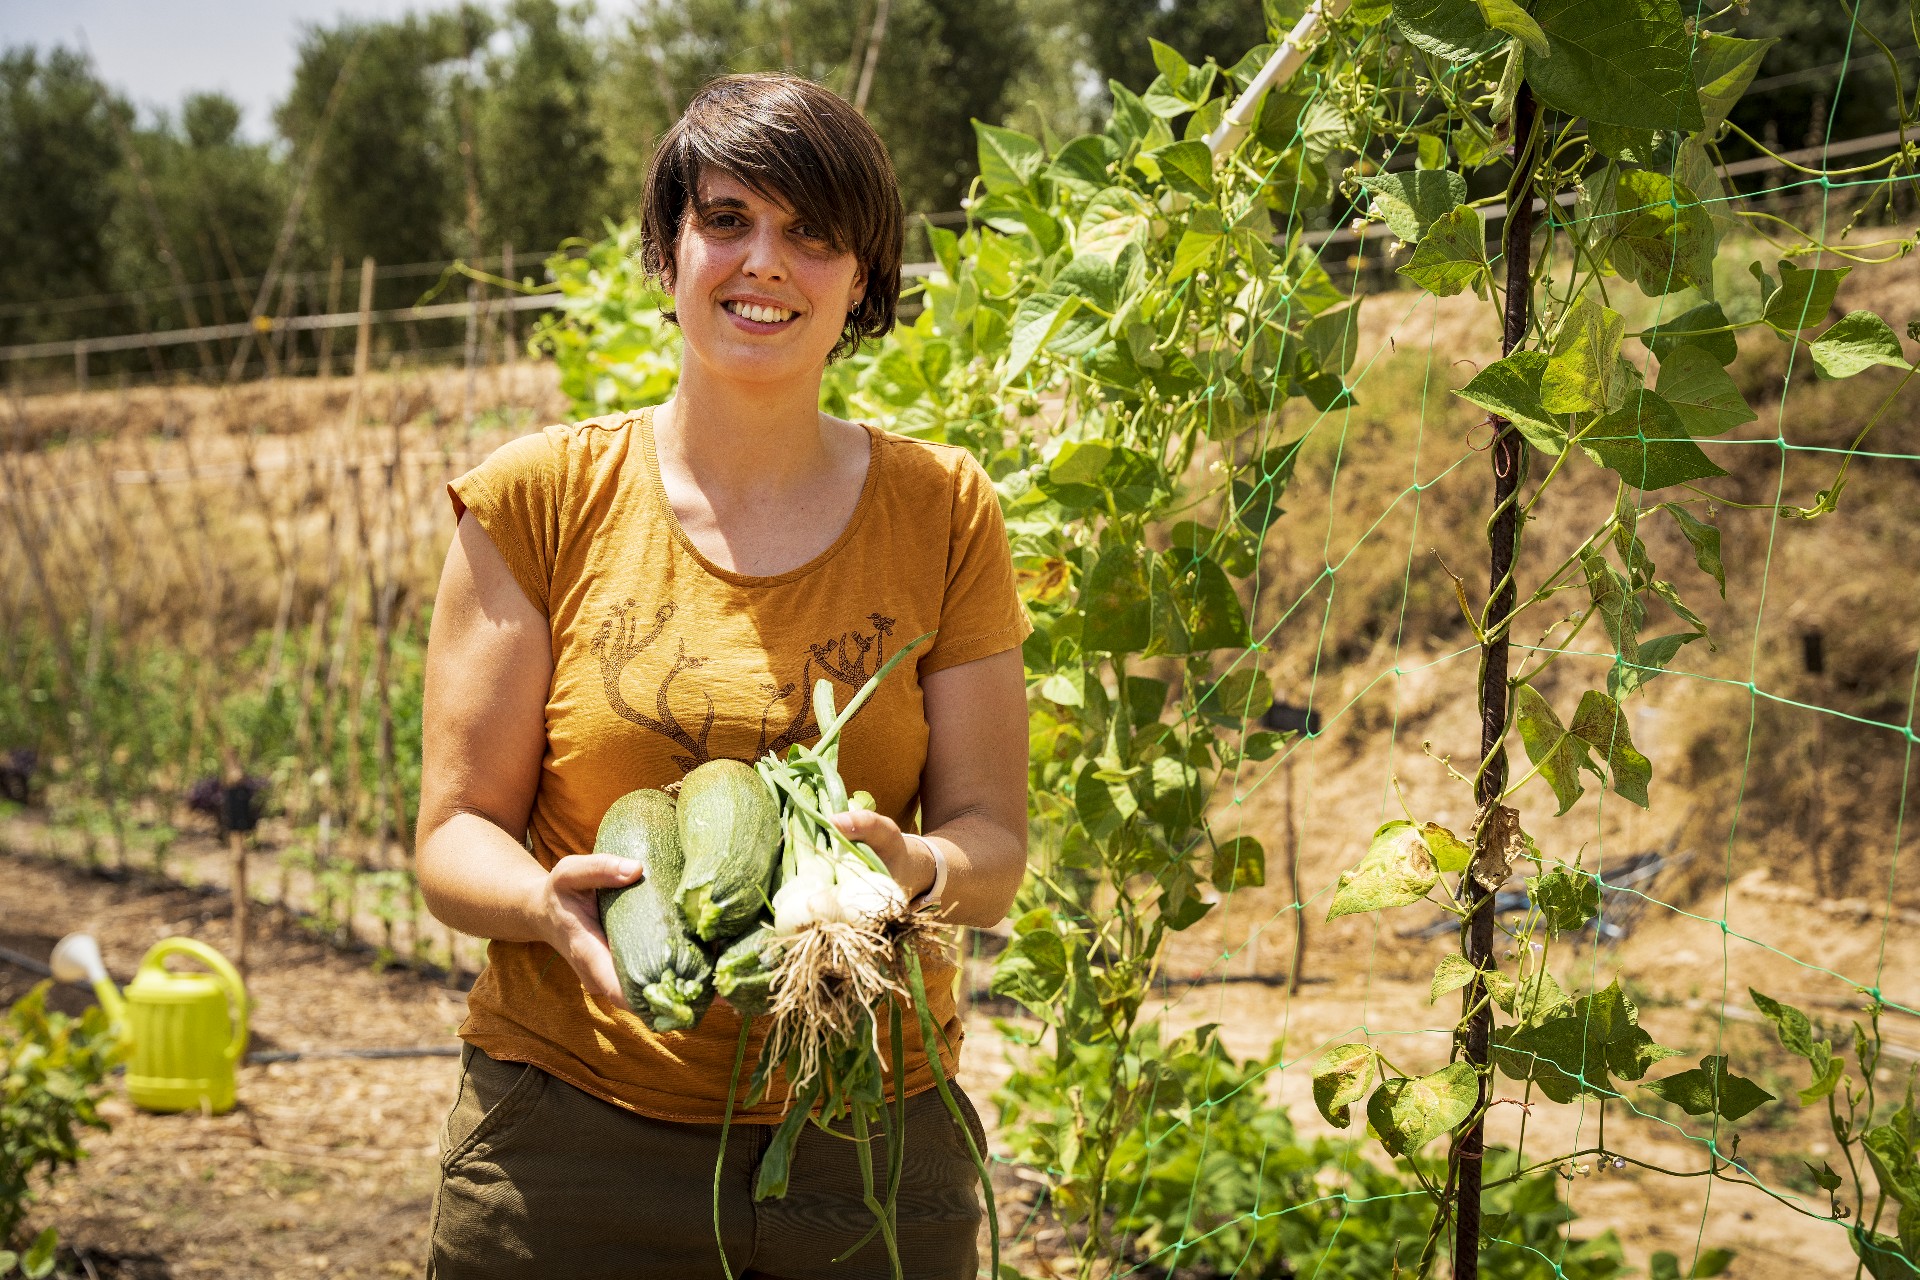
[
  {"xmin": 535, "ymin": 854, "xmax": 646, "ymax": 1009},
  {"xmin": 830, "ymin": 810, "xmax": 937, "ymax": 901}
]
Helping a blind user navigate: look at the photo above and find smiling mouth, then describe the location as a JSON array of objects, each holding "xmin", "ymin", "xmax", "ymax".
[{"xmin": 723, "ymin": 300, "xmax": 798, "ymax": 324}]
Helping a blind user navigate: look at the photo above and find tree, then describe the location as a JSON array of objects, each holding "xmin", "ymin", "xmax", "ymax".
[
  {"xmin": 104, "ymin": 92, "xmax": 284, "ymax": 337},
  {"xmin": 0, "ymin": 48, "xmax": 122, "ymax": 345},
  {"xmin": 277, "ymin": 15, "xmax": 465, "ymax": 273},
  {"xmin": 598, "ymin": 0, "xmax": 1026, "ymax": 220},
  {"xmin": 479, "ymin": 0, "xmax": 611, "ymax": 253},
  {"xmin": 862, "ymin": 0, "xmax": 1031, "ymax": 215},
  {"xmin": 1070, "ymin": 0, "xmax": 1273, "ymax": 96}
]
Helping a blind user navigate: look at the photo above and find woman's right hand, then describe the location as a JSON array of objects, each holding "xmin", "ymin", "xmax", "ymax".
[{"xmin": 536, "ymin": 854, "xmax": 646, "ymax": 1010}]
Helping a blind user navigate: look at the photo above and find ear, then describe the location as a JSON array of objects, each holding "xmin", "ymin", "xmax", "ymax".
[{"xmin": 849, "ymin": 261, "xmax": 868, "ymax": 312}]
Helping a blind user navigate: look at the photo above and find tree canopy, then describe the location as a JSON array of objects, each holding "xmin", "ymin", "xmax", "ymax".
[{"xmin": 2, "ymin": 0, "xmax": 1912, "ymax": 362}]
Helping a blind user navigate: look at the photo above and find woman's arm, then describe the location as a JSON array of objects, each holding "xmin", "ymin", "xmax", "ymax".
[
  {"xmin": 415, "ymin": 511, "xmax": 643, "ymax": 1006},
  {"xmin": 832, "ymin": 648, "xmax": 1029, "ymax": 928}
]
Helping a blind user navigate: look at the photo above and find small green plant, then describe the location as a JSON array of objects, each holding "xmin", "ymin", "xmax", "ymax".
[
  {"xmin": 1747, "ymin": 988, "xmax": 1920, "ymax": 1278},
  {"xmin": 1, "ymin": 983, "xmax": 127, "ymax": 1271},
  {"xmin": 994, "ymin": 1021, "xmax": 1640, "ymax": 1278},
  {"xmin": 317, "ymin": 856, "xmax": 358, "ymax": 942},
  {"xmin": 527, "ymin": 222, "xmax": 680, "ymax": 416},
  {"xmin": 362, "ymin": 868, "xmax": 412, "ymax": 967}
]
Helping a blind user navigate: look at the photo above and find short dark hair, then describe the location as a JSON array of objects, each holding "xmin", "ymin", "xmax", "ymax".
[{"xmin": 639, "ymin": 74, "xmax": 903, "ymax": 361}]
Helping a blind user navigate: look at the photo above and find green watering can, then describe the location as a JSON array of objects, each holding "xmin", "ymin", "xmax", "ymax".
[{"xmin": 52, "ymin": 933, "xmax": 250, "ymax": 1114}]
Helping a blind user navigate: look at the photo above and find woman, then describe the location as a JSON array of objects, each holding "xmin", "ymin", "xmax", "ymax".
[{"xmin": 414, "ymin": 73, "xmax": 1029, "ymax": 1280}]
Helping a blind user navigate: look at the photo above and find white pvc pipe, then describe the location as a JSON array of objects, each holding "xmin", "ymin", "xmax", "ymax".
[{"xmin": 1207, "ymin": 0, "xmax": 1354, "ymax": 160}]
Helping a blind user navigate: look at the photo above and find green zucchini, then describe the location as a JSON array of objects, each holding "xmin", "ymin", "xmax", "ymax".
[
  {"xmin": 595, "ymin": 788, "xmax": 714, "ymax": 1032},
  {"xmin": 713, "ymin": 924, "xmax": 781, "ymax": 1018},
  {"xmin": 675, "ymin": 760, "xmax": 781, "ymax": 943}
]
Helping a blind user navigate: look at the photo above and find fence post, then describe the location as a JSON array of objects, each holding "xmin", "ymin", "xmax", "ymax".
[
  {"xmin": 276, "ymin": 274, "xmax": 299, "ymax": 375},
  {"xmin": 1453, "ymin": 82, "xmax": 1537, "ymax": 1280},
  {"xmin": 502, "ymin": 242, "xmax": 517, "ymax": 365},
  {"xmin": 229, "ymin": 827, "xmax": 251, "ymax": 979},
  {"xmin": 348, "ymin": 257, "xmax": 375, "ymax": 428},
  {"xmin": 462, "ymin": 268, "xmax": 482, "ymax": 424},
  {"xmin": 320, "ymin": 254, "xmax": 345, "ymax": 378},
  {"xmin": 75, "ymin": 340, "xmax": 89, "ymax": 394}
]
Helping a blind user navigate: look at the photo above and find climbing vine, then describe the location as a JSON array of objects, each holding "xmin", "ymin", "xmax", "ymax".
[{"xmin": 537, "ymin": 1, "xmax": 1920, "ymax": 1273}]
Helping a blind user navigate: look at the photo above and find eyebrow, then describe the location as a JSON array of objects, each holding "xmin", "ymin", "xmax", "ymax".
[{"xmin": 692, "ymin": 194, "xmax": 751, "ymax": 215}]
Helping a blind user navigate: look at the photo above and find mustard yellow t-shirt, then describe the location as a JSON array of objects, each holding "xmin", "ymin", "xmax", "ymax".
[{"xmin": 447, "ymin": 406, "xmax": 1030, "ymax": 1123}]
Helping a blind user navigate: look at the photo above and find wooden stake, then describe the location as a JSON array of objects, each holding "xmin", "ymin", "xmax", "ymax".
[
  {"xmin": 229, "ymin": 827, "xmax": 250, "ymax": 979},
  {"xmin": 320, "ymin": 254, "xmax": 345, "ymax": 378},
  {"xmin": 1284, "ymin": 755, "xmax": 1305, "ymax": 995},
  {"xmin": 1453, "ymin": 83, "xmax": 1537, "ymax": 1280},
  {"xmin": 501, "ymin": 243, "xmax": 517, "ymax": 365},
  {"xmin": 348, "ymin": 257, "xmax": 375, "ymax": 430}
]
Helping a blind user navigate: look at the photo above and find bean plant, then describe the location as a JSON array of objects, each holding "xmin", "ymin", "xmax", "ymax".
[{"xmin": 534, "ymin": 2, "xmax": 1920, "ymax": 1273}]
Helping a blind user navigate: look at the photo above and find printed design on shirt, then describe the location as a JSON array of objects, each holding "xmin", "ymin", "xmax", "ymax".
[
  {"xmin": 757, "ymin": 613, "xmax": 898, "ymax": 759},
  {"xmin": 589, "ymin": 599, "xmax": 715, "ymax": 771},
  {"xmin": 590, "ymin": 598, "xmax": 899, "ymax": 771}
]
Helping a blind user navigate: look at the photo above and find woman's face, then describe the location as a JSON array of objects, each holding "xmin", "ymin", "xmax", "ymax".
[{"xmin": 669, "ymin": 169, "xmax": 865, "ymax": 387}]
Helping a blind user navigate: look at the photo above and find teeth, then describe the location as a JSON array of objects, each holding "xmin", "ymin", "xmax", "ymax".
[{"xmin": 727, "ymin": 301, "xmax": 794, "ymax": 324}]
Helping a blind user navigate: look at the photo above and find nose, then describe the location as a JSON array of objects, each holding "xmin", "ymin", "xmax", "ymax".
[{"xmin": 740, "ymin": 220, "xmax": 788, "ymax": 283}]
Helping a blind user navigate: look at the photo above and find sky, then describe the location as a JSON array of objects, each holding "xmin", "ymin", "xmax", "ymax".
[{"xmin": 0, "ymin": 0, "xmax": 446, "ymax": 141}]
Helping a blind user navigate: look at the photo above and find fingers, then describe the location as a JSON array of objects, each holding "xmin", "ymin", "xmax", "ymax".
[
  {"xmin": 832, "ymin": 809, "xmax": 906, "ymax": 869},
  {"xmin": 551, "ymin": 902, "xmax": 630, "ymax": 1010},
  {"xmin": 576, "ymin": 947, "xmax": 630, "ymax": 1011},
  {"xmin": 538, "ymin": 856, "xmax": 636, "ymax": 1009},
  {"xmin": 549, "ymin": 853, "xmax": 646, "ymax": 891},
  {"xmin": 833, "ymin": 810, "xmax": 935, "ymax": 897},
  {"xmin": 830, "ymin": 809, "xmax": 897, "ymax": 845}
]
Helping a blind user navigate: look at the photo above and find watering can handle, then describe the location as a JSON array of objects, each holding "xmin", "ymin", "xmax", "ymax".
[{"xmin": 141, "ymin": 937, "xmax": 250, "ymax": 1063}]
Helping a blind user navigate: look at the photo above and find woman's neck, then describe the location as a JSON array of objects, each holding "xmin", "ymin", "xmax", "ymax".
[{"xmin": 654, "ymin": 351, "xmax": 829, "ymax": 494}]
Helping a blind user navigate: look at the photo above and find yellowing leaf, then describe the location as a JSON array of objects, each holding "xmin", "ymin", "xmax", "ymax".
[
  {"xmin": 1312, "ymin": 1042, "xmax": 1377, "ymax": 1128},
  {"xmin": 1367, "ymin": 1062, "xmax": 1479, "ymax": 1155},
  {"xmin": 1327, "ymin": 820, "xmax": 1441, "ymax": 920},
  {"xmin": 1212, "ymin": 835, "xmax": 1266, "ymax": 890},
  {"xmin": 1419, "ymin": 821, "xmax": 1473, "ymax": 873},
  {"xmin": 1514, "ymin": 685, "xmax": 1589, "ymax": 816},
  {"xmin": 1429, "ymin": 952, "xmax": 1482, "ymax": 1004},
  {"xmin": 1474, "ymin": 0, "xmax": 1548, "ymax": 56},
  {"xmin": 1608, "ymin": 169, "xmax": 1716, "ymax": 298},
  {"xmin": 1541, "ymin": 296, "xmax": 1626, "ymax": 413}
]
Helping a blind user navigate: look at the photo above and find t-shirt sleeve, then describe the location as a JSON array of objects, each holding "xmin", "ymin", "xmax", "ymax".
[
  {"xmin": 921, "ymin": 452, "xmax": 1033, "ymax": 676},
  {"xmin": 448, "ymin": 429, "xmax": 564, "ymax": 616}
]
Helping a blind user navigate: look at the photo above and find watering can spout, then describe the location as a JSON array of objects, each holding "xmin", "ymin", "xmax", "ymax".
[{"xmin": 50, "ymin": 932, "xmax": 126, "ymax": 1026}]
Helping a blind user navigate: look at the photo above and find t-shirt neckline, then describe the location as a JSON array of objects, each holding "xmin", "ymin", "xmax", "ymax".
[{"xmin": 633, "ymin": 404, "xmax": 883, "ymax": 589}]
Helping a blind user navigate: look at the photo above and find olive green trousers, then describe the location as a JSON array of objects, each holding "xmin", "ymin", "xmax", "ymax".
[{"xmin": 426, "ymin": 1044, "xmax": 987, "ymax": 1280}]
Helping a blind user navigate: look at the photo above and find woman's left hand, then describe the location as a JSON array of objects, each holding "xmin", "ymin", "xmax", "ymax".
[{"xmin": 830, "ymin": 810, "xmax": 937, "ymax": 901}]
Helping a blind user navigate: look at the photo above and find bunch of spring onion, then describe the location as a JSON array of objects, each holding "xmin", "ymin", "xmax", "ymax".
[{"xmin": 710, "ymin": 631, "xmax": 998, "ymax": 1280}]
